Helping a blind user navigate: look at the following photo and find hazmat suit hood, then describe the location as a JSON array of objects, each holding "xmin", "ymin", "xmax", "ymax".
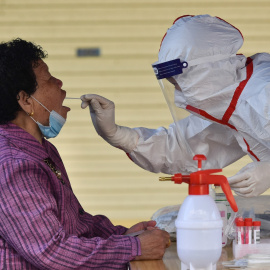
[{"xmin": 158, "ymin": 14, "xmax": 247, "ymax": 119}]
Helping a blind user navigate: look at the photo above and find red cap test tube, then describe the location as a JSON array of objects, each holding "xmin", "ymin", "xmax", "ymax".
[
  {"xmin": 235, "ymin": 218, "xmax": 245, "ymax": 244},
  {"xmin": 244, "ymin": 218, "xmax": 253, "ymax": 244}
]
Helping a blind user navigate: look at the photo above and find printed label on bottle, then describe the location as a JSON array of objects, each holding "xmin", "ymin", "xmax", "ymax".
[
  {"xmin": 254, "ymin": 229, "xmax": 260, "ymax": 244},
  {"xmin": 237, "ymin": 231, "xmax": 242, "ymax": 245},
  {"xmin": 245, "ymin": 228, "xmax": 252, "ymax": 244}
]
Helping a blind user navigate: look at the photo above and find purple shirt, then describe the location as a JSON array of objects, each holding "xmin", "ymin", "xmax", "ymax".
[{"xmin": 0, "ymin": 123, "xmax": 140, "ymax": 269}]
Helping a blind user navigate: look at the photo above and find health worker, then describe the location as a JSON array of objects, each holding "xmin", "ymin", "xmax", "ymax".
[{"xmin": 81, "ymin": 14, "xmax": 270, "ymax": 198}]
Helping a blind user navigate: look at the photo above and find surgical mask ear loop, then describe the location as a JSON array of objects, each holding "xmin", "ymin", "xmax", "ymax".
[
  {"xmin": 31, "ymin": 95, "xmax": 51, "ymax": 113},
  {"xmin": 28, "ymin": 95, "xmax": 50, "ymax": 125}
]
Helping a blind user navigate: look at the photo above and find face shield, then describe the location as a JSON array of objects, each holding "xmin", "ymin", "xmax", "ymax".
[{"xmin": 152, "ymin": 58, "xmax": 194, "ymax": 156}]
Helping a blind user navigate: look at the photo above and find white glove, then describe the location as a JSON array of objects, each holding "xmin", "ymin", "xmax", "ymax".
[
  {"xmin": 228, "ymin": 162, "xmax": 270, "ymax": 197},
  {"xmin": 81, "ymin": 94, "xmax": 139, "ymax": 153}
]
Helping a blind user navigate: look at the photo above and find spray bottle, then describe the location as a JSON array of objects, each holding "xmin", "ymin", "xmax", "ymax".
[{"xmin": 159, "ymin": 155, "xmax": 238, "ymax": 270}]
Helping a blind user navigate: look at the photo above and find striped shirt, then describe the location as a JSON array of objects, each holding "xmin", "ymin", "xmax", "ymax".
[{"xmin": 0, "ymin": 123, "xmax": 140, "ymax": 269}]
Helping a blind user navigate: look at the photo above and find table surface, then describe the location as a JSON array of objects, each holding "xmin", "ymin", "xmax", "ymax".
[{"xmin": 129, "ymin": 242, "xmax": 233, "ymax": 270}]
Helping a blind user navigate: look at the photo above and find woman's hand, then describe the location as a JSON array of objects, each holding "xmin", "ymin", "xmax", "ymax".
[
  {"xmin": 135, "ymin": 228, "xmax": 170, "ymax": 260},
  {"xmin": 124, "ymin": 220, "xmax": 157, "ymax": 236}
]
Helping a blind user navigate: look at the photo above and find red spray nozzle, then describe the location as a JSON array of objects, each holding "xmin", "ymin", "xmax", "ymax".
[
  {"xmin": 193, "ymin": 154, "xmax": 207, "ymax": 170},
  {"xmin": 160, "ymin": 155, "xmax": 238, "ymax": 213}
]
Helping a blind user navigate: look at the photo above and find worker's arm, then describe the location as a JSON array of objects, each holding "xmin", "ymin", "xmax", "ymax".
[
  {"xmin": 130, "ymin": 114, "xmax": 246, "ymax": 174},
  {"xmin": 81, "ymin": 94, "xmax": 246, "ymax": 174}
]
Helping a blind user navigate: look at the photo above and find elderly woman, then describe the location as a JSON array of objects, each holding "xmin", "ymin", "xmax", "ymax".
[{"xmin": 0, "ymin": 38, "xmax": 169, "ymax": 269}]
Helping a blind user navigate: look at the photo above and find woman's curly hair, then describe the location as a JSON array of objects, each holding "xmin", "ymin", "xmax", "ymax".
[{"xmin": 0, "ymin": 38, "xmax": 47, "ymax": 124}]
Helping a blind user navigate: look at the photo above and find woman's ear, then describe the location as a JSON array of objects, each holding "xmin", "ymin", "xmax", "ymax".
[{"xmin": 17, "ymin": 91, "xmax": 34, "ymax": 114}]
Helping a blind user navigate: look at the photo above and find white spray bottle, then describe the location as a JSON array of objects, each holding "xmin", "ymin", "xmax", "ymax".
[{"xmin": 160, "ymin": 155, "xmax": 238, "ymax": 270}]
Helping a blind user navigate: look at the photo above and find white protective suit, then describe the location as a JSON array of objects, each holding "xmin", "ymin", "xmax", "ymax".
[
  {"xmin": 132, "ymin": 15, "xmax": 270, "ymax": 170},
  {"xmin": 81, "ymin": 15, "xmax": 270, "ymax": 197}
]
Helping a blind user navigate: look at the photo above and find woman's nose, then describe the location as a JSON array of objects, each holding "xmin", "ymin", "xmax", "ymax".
[{"xmin": 56, "ymin": 77, "xmax": 63, "ymax": 88}]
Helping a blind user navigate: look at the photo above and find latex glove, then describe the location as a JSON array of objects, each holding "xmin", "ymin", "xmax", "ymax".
[
  {"xmin": 228, "ymin": 162, "xmax": 270, "ymax": 197},
  {"xmin": 81, "ymin": 94, "xmax": 139, "ymax": 153}
]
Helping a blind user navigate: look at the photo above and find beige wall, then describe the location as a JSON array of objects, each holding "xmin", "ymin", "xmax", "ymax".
[{"xmin": 1, "ymin": 0, "xmax": 270, "ymax": 227}]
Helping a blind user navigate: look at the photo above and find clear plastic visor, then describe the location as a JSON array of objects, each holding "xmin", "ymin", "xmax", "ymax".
[{"xmin": 152, "ymin": 59, "xmax": 194, "ymax": 157}]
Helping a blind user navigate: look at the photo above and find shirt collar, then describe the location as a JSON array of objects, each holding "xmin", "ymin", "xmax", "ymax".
[{"xmin": 0, "ymin": 123, "xmax": 50, "ymax": 160}]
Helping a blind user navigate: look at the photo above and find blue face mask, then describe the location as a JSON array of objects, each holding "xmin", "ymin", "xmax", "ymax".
[{"xmin": 30, "ymin": 96, "xmax": 66, "ymax": 139}]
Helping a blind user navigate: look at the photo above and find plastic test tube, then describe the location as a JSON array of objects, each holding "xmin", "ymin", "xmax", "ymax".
[
  {"xmin": 236, "ymin": 218, "xmax": 245, "ymax": 244},
  {"xmin": 253, "ymin": 221, "xmax": 261, "ymax": 244},
  {"xmin": 244, "ymin": 218, "xmax": 253, "ymax": 244}
]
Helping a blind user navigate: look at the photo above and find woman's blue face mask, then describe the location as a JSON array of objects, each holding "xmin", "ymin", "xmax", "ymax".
[{"xmin": 30, "ymin": 96, "xmax": 66, "ymax": 139}]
